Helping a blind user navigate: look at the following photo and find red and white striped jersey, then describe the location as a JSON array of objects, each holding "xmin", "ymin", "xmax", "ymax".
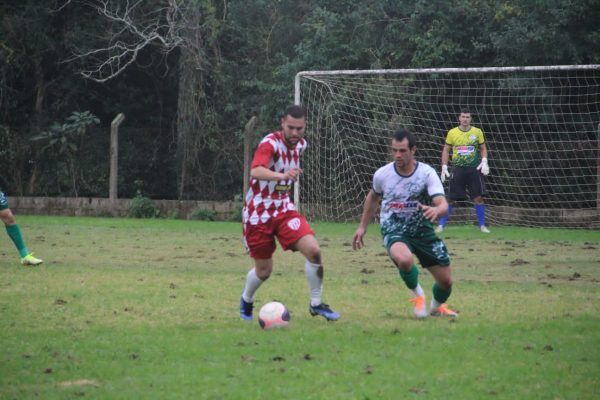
[{"xmin": 243, "ymin": 131, "xmax": 307, "ymax": 225}]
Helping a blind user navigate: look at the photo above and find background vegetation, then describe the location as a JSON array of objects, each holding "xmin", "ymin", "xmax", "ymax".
[{"xmin": 1, "ymin": 0, "xmax": 599, "ymax": 200}]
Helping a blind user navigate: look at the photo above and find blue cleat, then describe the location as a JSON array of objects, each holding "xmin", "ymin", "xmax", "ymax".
[
  {"xmin": 309, "ymin": 303, "xmax": 340, "ymax": 321},
  {"xmin": 240, "ymin": 297, "xmax": 254, "ymax": 321}
]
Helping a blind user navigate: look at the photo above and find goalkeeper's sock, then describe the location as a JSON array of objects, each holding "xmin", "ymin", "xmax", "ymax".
[
  {"xmin": 242, "ymin": 268, "xmax": 264, "ymax": 303},
  {"xmin": 398, "ymin": 264, "xmax": 420, "ymax": 291},
  {"xmin": 6, "ymin": 224, "xmax": 29, "ymax": 258},
  {"xmin": 431, "ymin": 283, "xmax": 452, "ymax": 309},
  {"xmin": 304, "ymin": 260, "xmax": 323, "ymax": 307},
  {"xmin": 475, "ymin": 204, "xmax": 486, "ymax": 227},
  {"xmin": 438, "ymin": 205, "xmax": 453, "ymax": 227}
]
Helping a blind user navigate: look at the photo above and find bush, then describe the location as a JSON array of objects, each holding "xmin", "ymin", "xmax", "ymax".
[
  {"xmin": 229, "ymin": 205, "xmax": 243, "ymax": 222},
  {"xmin": 128, "ymin": 192, "xmax": 159, "ymax": 218},
  {"xmin": 166, "ymin": 209, "xmax": 180, "ymax": 219},
  {"xmin": 191, "ymin": 207, "xmax": 216, "ymax": 221}
]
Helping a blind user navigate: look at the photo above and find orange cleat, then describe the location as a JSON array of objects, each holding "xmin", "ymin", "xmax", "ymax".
[
  {"xmin": 430, "ymin": 303, "xmax": 458, "ymax": 317},
  {"xmin": 409, "ymin": 295, "xmax": 427, "ymax": 319}
]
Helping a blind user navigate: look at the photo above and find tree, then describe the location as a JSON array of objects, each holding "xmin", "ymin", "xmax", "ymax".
[
  {"xmin": 0, "ymin": 0, "xmax": 94, "ymax": 193},
  {"xmin": 63, "ymin": 0, "xmax": 232, "ymax": 199},
  {"xmin": 31, "ymin": 111, "xmax": 100, "ymax": 196}
]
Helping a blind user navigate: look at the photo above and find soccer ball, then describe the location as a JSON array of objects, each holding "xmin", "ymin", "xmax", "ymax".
[{"xmin": 258, "ymin": 301, "xmax": 290, "ymax": 329}]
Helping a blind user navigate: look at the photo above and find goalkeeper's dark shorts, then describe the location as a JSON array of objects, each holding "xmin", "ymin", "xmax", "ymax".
[
  {"xmin": 448, "ymin": 166, "xmax": 486, "ymax": 201},
  {"xmin": 0, "ymin": 191, "xmax": 8, "ymax": 211}
]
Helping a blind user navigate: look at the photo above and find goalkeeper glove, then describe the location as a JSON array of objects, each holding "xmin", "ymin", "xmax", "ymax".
[
  {"xmin": 477, "ymin": 157, "xmax": 490, "ymax": 175},
  {"xmin": 440, "ymin": 165, "xmax": 450, "ymax": 183}
]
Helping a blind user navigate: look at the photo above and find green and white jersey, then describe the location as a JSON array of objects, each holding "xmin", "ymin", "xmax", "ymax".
[
  {"xmin": 372, "ymin": 161, "xmax": 445, "ymax": 237},
  {"xmin": 0, "ymin": 189, "xmax": 8, "ymax": 210}
]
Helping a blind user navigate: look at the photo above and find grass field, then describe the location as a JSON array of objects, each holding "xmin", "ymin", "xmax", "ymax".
[{"xmin": 1, "ymin": 216, "xmax": 599, "ymax": 399}]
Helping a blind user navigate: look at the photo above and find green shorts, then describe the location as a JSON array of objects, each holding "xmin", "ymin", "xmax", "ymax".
[
  {"xmin": 383, "ymin": 230, "xmax": 451, "ymax": 268},
  {"xmin": 0, "ymin": 191, "xmax": 8, "ymax": 211}
]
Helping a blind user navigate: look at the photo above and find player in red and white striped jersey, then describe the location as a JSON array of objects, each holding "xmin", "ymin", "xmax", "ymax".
[{"xmin": 239, "ymin": 105, "xmax": 340, "ymax": 322}]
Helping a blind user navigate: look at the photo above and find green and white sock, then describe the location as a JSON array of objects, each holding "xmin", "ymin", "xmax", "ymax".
[
  {"xmin": 6, "ymin": 224, "xmax": 29, "ymax": 258},
  {"xmin": 431, "ymin": 283, "xmax": 452, "ymax": 309},
  {"xmin": 413, "ymin": 284, "xmax": 425, "ymax": 297},
  {"xmin": 399, "ymin": 264, "xmax": 424, "ymax": 296}
]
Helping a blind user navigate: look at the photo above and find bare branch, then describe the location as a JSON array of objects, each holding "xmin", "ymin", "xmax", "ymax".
[
  {"xmin": 51, "ymin": 0, "xmax": 75, "ymax": 13},
  {"xmin": 63, "ymin": 0, "xmax": 199, "ymax": 82}
]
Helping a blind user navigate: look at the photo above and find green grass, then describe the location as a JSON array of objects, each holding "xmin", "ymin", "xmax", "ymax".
[{"xmin": 1, "ymin": 216, "xmax": 599, "ymax": 399}]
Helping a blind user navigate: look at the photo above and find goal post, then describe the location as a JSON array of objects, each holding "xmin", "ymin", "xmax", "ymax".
[{"xmin": 294, "ymin": 65, "xmax": 600, "ymax": 229}]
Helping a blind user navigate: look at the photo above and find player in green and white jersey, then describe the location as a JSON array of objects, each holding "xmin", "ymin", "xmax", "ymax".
[
  {"xmin": 353, "ymin": 129, "xmax": 457, "ymax": 318},
  {"xmin": 0, "ymin": 190, "xmax": 43, "ymax": 265}
]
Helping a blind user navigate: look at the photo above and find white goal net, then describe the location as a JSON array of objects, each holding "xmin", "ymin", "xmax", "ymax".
[{"xmin": 295, "ymin": 65, "xmax": 600, "ymax": 229}]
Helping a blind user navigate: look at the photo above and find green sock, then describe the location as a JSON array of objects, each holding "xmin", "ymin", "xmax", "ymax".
[
  {"xmin": 6, "ymin": 224, "xmax": 29, "ymax": 257},
  {"xmin": 433, "ymin": 283, "xmax": 452, "ymax": 303},
  {"xmin": 398, "ymin": 264, "xmax": 419, "ymax": 290}
]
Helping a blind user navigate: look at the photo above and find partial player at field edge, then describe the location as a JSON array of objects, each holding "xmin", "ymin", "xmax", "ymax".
[{"xmin": 0, "ymin": 190, "xmax": 43, "ymax": 266}]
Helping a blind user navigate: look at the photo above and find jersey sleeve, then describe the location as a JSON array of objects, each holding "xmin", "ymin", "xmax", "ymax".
[
  {"xmin": 477, "ymin": 128, "xmax": 485, "ymax": 145},
  {"xmin": 372, "ymin": 169, "xmax": 384, "ymax": 196},
  {"xmin": 444, "ymin": 129, "xmax": 454, "ymax": 145},
  {"xmin": 299, "ymin": 138, "xmax": 308, "ymax": 156},
  {"xmin": 250, "ymin": 140, "xmax": 275, "ymax": 169},
  {"xmin": 427, "ymin": 167, "xmax": 445, "ymax": 197}
]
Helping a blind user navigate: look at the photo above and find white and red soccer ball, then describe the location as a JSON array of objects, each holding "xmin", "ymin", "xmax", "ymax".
[{"xmin": 258, "ymin": 301, "xmax": 290, "ymax": 329}]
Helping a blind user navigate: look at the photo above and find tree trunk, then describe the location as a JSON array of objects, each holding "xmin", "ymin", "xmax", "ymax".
[
  {"xmin": 27, "ymin": 57, "xmax": 46, "ymax": 195},
  {"xmin": 34, "ymin": 59, "xmax": 45, "ymax": 116},
  {"xmin": 176, "ymin": 6, "xmax": 204, "ymax": 200},
  {"xmin": 27, "ymin": 165, "xmax": 38, "ymax": 196}
]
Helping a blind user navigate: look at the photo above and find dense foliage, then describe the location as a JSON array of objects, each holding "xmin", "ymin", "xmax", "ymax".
[{"xmin": 1, "ymin": 0, "xmax": 598, "ymax": 200}]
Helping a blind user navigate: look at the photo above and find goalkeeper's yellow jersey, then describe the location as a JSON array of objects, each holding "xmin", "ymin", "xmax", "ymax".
[{"xmin": 445, "ymin": 126, "xmax": 485, "ymax": 167}]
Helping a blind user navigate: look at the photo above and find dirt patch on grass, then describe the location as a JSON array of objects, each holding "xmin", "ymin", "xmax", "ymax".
[{"xmin": 58, "ymin": 379, "xmax": 99, "ymax": 388}]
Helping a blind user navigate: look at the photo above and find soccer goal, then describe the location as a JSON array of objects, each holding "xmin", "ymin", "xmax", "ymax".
[{"xmin": 294, "ymin": 65, "xmax": 600, "ymax": 229}]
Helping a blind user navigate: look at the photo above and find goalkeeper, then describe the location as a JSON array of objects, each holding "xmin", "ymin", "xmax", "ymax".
[
  {"xmin": 436, "ymin": 109, "xmax": 491, "ymax": 233},
  {"xmin": 0, "ymin": 190, "xmax": 43, "ymax": 265}
]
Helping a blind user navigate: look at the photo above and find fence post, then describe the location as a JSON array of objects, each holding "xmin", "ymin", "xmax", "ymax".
[
  {"xmin": 109, "ymin": 113, "xmax": 125, "ymax": 201},
  {"xmin": 243, "ymin": 116, "xmax": 258, "ymax": 198}
]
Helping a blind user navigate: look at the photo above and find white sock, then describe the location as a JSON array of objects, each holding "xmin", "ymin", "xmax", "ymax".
[
  {"xmin": 242, "ymin": 268, "xmax": 264, "ymax": 303},
  {"xmin": 431, "ymin": 298, "xmax": 442, "ymax": 311},
  {"xmin": 412, "ymin": 284, "xmax": 425, "ymax": 298},
  {"xmin": 304, "ymin": 260, "xmax": 323, "ymax": 307}
]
